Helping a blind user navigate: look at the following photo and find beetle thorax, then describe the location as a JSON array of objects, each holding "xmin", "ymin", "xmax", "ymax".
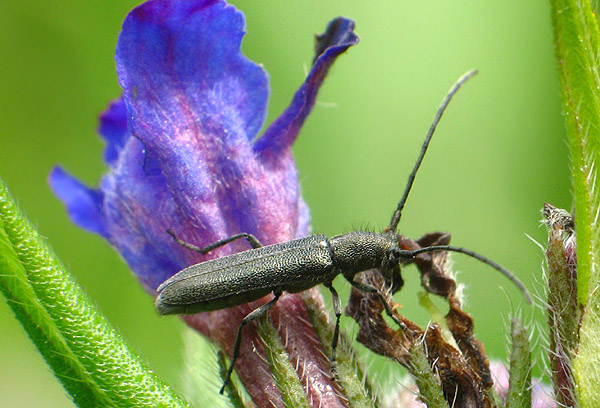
[{"xmin": 328, "ymin": 231, "xmax": 396, "ymax": 277}]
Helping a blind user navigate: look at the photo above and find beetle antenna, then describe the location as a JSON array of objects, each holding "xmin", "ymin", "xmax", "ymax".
[
  {"xmin": 395, "ymin": 245, "xmax": 532, "ymax": 304},
  {"xmin": 389, "ymin": 69, "xmax": 478, "ymax": 232}
]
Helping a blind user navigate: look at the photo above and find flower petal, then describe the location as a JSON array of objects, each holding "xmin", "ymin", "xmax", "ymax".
[
  {"xmin": 254, "ymin": 17, "xmax": 359, "ymax": 159},
  {"xmin": 114, "ymin": 0, "xmax": 305, "ymax": 246},
  {"xmin": 100, "ymin": 135, "xmax": 192, "ymax": 291},
  {"xmin": 98, "ymin": 98, "xmax": 128, "ymax": 166},
  {"xmin": 116, "ymin": 0, "xmax": 268, "ymax": 145},
  {"xmin": 49, "ymin": 167, "xmax": 108, "ymax": 238}
]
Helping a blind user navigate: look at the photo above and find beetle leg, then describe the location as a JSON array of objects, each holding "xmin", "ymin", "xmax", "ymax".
[
  {"xmin": 220, "ymin": 290, "xmax": 281, "ymax": 394},
  {"xmin": 167, "ymin": 230, "xmax": 263, "ymax": 254},
  {"xmin": 324, "ymin": 282, "xmax": 341, "ymax": 375}
]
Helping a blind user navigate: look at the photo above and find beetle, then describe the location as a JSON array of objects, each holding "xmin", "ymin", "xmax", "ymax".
[{"xmin": 155, "ymin": 69, "xmax": 531, "ymax": 394}]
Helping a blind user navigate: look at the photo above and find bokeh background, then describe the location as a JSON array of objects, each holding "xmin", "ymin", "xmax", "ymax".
[{"xmin": 0, "ymin": 0, "xmax": 567, "ymax": 406}]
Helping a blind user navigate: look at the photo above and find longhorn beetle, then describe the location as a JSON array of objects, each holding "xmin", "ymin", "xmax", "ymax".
[{"xmin": 155, "ymin": 69, "xmax": 532, "ymax": 394}]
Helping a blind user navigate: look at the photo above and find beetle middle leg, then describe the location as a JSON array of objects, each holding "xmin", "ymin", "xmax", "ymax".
[
  {"xmin": 167, "ymin": 230, "xmax": 263, "ymax": 254},
  {"xmin": 220, "ymin": 290, "xmax": 282, "ymax": 395}
]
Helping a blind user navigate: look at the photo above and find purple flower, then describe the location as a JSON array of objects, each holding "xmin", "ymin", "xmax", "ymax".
[{"xmin": 49, "ymin": 0, "xmax": 357, "ymax": 405}]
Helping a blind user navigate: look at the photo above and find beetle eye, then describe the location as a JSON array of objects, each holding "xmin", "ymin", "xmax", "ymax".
[{"xmin": 385, "ymin": 248, "xmax": 400, "ymax": 267}]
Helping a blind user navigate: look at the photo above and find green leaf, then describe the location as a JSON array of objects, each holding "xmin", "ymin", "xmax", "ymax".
[
  {"xmin": 0, "ymin": 179, "xmax": 189, "ymax": 408},
  {"xmin": 551, "ymin": 0, "xmax": 600, "ymax": 305},
  {"xmin": 550, "ymin": 0, "xmax": 600, "ymax": 405}
]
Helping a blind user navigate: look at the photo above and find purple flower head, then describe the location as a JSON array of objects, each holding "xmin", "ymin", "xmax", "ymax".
[{"xmin": 49, "ymin": 0, "xmax": 358, "ymax": 404}]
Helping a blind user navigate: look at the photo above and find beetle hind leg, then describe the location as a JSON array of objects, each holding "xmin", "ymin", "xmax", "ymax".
[
  {"xmin": 324, "ymin": 283, "xmax": 342, "ymax": 377},
  {"xmin": 220, "ymin": 290, "xmax": 282, "ymax": 394}
]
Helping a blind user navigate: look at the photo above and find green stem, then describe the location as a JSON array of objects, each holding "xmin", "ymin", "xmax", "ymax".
[{"xmin": 0, "ymin": 179, "xmax": 189, "ymax": 408}]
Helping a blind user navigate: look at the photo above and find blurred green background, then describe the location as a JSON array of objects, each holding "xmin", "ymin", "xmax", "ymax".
[{"xmin": 0, "ymin": 0, "xmax": 567, "ymax": 406}]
